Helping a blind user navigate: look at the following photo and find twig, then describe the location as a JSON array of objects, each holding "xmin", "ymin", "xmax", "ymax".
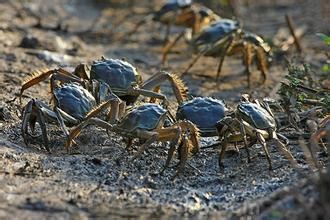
[{"xmin": 285, "ymin": 14, "xmax": 303, "ymax": 53}]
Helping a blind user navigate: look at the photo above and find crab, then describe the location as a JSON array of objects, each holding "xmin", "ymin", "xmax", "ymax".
[
  {"xmin": 66, "ymin": 103, "xmax": 200, "ymax": 179},
  {"xmin": 20, "ymin": 58, "xmax": 187, "ymax": 108},
  {"xmin": 179, "ymin": 19, "xmax": 271, "ymax": 87},
  {"xmin": 21, "ymin": 82, "xmax": 122, "ymax": 152},
  {"xmin": 86, "ymin": 57, "xmax": 187, "ymax": 105},
  {"xmin": 129, "ymin": 1, "xmax": 220, "ymax": 44},
  {"xmin": 176, "ymin": 97, "xmax": 229, "ymax": 137},
  {"xmin": 175, "ymin": 96, "xmax": 254, "ymax": 156},
  {"xmin": 216, "ymin": 96, "xmax": 297, "ymax": 170}
]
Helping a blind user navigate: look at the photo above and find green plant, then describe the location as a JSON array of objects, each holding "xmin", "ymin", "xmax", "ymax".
[
  {"xmin": 278, "ymin": 63, "xmax": 330, "ymax": 113},
  {"xmin": 316, "ymin": 33, "xmax": 330, "ymax": 75},
  {"xmin": 316, "ymin": 33, "xmax": 330, "ymax": 45}
]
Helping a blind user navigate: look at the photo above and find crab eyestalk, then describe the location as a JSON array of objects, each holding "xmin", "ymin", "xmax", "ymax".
[{"xmin": 73, "ymin": 63, "xmax": 90, "ymax": 79}]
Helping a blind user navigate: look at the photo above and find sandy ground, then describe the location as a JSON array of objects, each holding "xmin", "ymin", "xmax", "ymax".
[{"xmin": 0, "ymin": 0, "xmax": 329, "ymax": 219}]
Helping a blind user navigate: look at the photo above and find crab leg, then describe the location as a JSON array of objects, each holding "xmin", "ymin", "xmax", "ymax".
[
  {"xmin": 20, "ymin": 68, "xmax": 81, "ymax": 103},
  {"xmin": 54, "ymin": 107, "xmax": 76, "ymax": 147},
  {"xmin": 216, "ymin": 35, "xmax": 235, "ymax": 82},
  {"xmin": 271, "ymin": 132, "xmax": 298, "ymax": 167},
  {"xmin": 35, "ymin": 104, "xmax": 49, "ymax": 152},
  {"xmin": 49, "ymin": 70, "xmax": 82, "ymax": 94},
  {"xmin": 220, "ymin": 117, "xmax": 252, "ymax": 163},
  {"xmin": 66, "ymin": 118, "xmax": 114, "ymax": 149},
  {"xmin": 160, "ymin": 130, "xmax": 181, "ymax": 174},
  {"xmin": 132, "ymin": 127, "xmax": 197, "ymax": 180},
  {"xmin": 80, "ymin": 87, "xmax": 125, "ymax": 123},
  {"xmin": 277, "ymin": 133, "xmax": 290, "ymax": 147},
  {"xmin": 149, "ymin": 86, "xmax": 161, "ymax": 103},
  {"xmin": 218, "ymin": 130, "xmax": 256, "ymax": 168},
  {"xmin": 176, "ymin": 120, "xmax": 200, "ymax": 153},
  {"xmin": 161, "ymin": 5, "xmax": 204, "ymax": 56},
  {"xmin": 217, "ymin": 118, "xmax": 258, "ymax": 168},
  {"xmin": 65, "ymin": 98, "xmax": 122, "ymax": 150},
  {"xmin": 131, "ymin": 88, "xmax": 167, "ymax": 102},
  {"xmin": 258, "ymin": 100, "xmax": 275, "ymax": 118},
  {"xmin": 141, "ymin": 71, "xmax": 188, "ymax": 104},
  {"xmin": 218, "ymin": 130, "xmax": 231, "ymax": 168},
  {"xmin": 53, "ymin": 107, "xmax": 81, "ymax": 147},
  {"xmin": 164, "ymin": 13, "xmax": 182, "ymax": 45},
  {"xmin": 117, "ymin": 101, "xmax": 127, "ymax": 119},
  {"xmin": 21, "ymin": 99, "xmax": 50, "ymax": 152},
  {"xmin": 256, "ymin": 132, "xmax": 273, "ymax": 170},
  {"xmin": 243, "ymin": 42, "xmax": 253, "ymax": 88},
  {"xmin": 125, "ymin": 14, "xmax": 154, "ymax": 37},
  {"xmin": 130, "ymin": 130, "xmax": 159, "ymax": 161},
  {"xmin": 238, "ymin": 119, "xmax": 251, "ymax": 163},
  {"xmin": 22, "ymin": 99, "xmax": 84, "ymax": 152},
  {"xmin": 172, "ymin": 136, "xmax": 189, "ymax": 180},
  {"xmin": 256, "ymin": 47, "xmax": 268, "ymax": 84},
  {"xmin": 130, "ymin": 126, "xmax": 183, "ymax": 161},
  {"xmin": 132, "ymin": 120, "xmax": 199, "ymax": 178},
  {"xmin": 161, "ymin": 31, "xmax": 185, "ymax": 64},
  {"xmin": 84, "ymin": 97, "xmax": 122, "ymax": 123},
  {"xmin": 272, "ymin": 138, "xmax": 298, "ymax": 167},
  {"xmin": 182, "ymin": 50, "xmax": 207, "ymax": 75},
  {"xmin": 106, "ymin": 97, "xmax": 123, "ymax": 122},
  {"xmin": 21, "ymin": 100, "xmax": 36, "ymax": 147}
]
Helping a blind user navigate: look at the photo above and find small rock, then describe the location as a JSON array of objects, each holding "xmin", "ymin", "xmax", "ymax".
[
  {"xmin": 26, "ymin": 50, "xmax": 73, "ymax": 64},
  {"xmin": 37, "ymin": 50, "xmax": 72, "ymax": 64},
  {"xmin": 19, "ymin": 35, "xmax": 40, "ymax": 49},
  {"xmin": 5, "ymin": 53, "xmax": 16, "ymax": 62}
]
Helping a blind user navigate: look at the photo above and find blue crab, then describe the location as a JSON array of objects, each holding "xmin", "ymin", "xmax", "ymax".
[
  {"xmin": 87, "ymin": 57, "xmax": 187, "ymax": 105},
  {"xmin": 176, "ymin": 97, "xmax": 229, "ymax": 137},
  {"xmin": 175, "ymin": 96, "xmax": 253, "ymax": 156},
  {"xmin": 21, "ymin": 82, "xmax": 121, "ymax": 152},
  {"xmin": 216, "ymin": 95, "xmax": 297, "ymax": 170},
  {"xmin": 67, "ymin": 103, "xmax": 200, "ymax": 179},
  {"xmin": 179, "ymin": 19, "xmax": 271, "ymax": 87}
]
